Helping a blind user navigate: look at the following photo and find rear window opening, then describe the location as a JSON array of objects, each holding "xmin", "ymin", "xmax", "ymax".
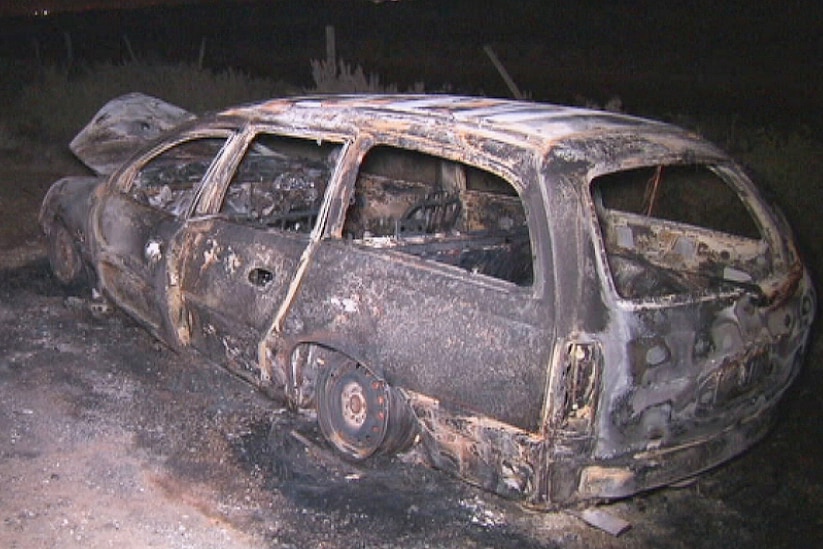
[
  {"xmin": 594, "ymin": 164, "xmax": 761, "ymax": 239},
  {"xmin": 591, "ymin": 164, "xmax": 770, "ymax": 299}
]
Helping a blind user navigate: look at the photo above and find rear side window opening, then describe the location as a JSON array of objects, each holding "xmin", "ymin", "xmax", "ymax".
[
  {"xmin": 342, "ymin": 145, "xmax": 534, "ymax": 287},
  {"xmin": 591, "ymin": 164, "xmax": 770, "ymax": 300}
]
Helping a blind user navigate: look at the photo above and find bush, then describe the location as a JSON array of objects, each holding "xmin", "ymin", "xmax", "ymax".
[{"xmin": 10, "ymin": 57, "xmax": 424, "ymax": 143}]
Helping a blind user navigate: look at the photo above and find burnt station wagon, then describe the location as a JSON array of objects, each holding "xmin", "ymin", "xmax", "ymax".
[{"xmin": 40, "ymin": 93, "xmax": 816, "ymax": 508}]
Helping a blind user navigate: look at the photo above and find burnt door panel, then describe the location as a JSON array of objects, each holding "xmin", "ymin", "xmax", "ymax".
[
  {"xmin": 177, "ymin": 219, "xmax": 309, "ymax": 383},
  {"xmin": 176, "ymin": 132, "xmax": 343, "ymax": 383},
  {"xmin": 292, "ymin": 144, "xmax": 554, "ymax": 431},
  {"xmin": 95, "ymin": 193, "xmax": 180, "ymax": 338},
  {"xmin": 288, "ymin": 240, "xmax": 551, "ymax": 432},
  {"xmin": 95, "ymin": 134, "xmax": 229, "ymax": 340}
]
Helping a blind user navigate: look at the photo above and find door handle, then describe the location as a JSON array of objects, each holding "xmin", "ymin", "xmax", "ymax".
[{"xmin": 248, "ymin": 267, "xmax": 274, "ymax": 287}]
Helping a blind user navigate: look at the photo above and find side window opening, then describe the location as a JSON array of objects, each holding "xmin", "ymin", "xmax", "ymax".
[
  {"xmin": 343, "ymin": 145, "xmax": 533, "ymax": 286},
  {"xmin": 591, "ymin": 164, "xmax": 768, "ymax": 299},
  {"xmin": 594, "ymin": 164, "xmax": 760, "ymax": 239},
  {"xmin": 219, "ymin": 134, "xmax": 341, "ymax": 233},
  {"xmin": 131, "ymin": 137, "xmax": 227, "ymax": 216}
]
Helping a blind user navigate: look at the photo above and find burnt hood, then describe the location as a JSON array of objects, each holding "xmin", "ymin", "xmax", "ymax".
[{"xmin": 69, "ymin": 93, "xmax": 195, "ymax": 176}]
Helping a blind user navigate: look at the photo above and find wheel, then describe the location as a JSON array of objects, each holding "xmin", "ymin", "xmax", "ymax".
[
  {"xmin": 316, "ymin": 357, "xmax": 389, "ymax": 459},
  {"xmin": 47, "ymin": 222, "xmax": 84, "ymax": 286},
  {"xmin": 315, "ymin": 356, "xmax": 417, "ymax": 460}
]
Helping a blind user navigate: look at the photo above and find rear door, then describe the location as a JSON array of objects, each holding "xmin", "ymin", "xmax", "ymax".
[
  {"xmin": 287, "ymin": 141, "xmax": 555, "ymax": 432},
  {"xmin": 585, "ymin": 158, "xmax": 808, "ymax": 455}
]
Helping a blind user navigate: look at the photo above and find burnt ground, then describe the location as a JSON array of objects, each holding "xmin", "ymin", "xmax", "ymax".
[{"xmin": 1, "ymin": 150, "xmax": 822, "ymax": 548}]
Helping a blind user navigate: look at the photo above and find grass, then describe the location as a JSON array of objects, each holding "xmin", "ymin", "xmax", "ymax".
[{"xmin": 4, "ymin": 56, "xmax": 426, "ymax": 145}]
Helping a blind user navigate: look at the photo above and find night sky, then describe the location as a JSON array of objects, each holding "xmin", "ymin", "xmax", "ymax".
[{"xmin": 1, "ymin": 1, "xmax": 821, "ymax": 127}]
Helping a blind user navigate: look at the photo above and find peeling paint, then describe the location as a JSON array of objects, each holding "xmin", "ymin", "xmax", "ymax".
[{"xmin": 329, "ymin": 295, "xmax": 359, "ymax": 313}]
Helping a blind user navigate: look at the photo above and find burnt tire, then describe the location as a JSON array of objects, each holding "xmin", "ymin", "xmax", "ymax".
[
  {"xmin": 316, "ymin": 357, "xmax": 417, "ymax": 460},
  {"xmin": 47, "ymin": 222, "xmax": 84, "ymax": 287}
]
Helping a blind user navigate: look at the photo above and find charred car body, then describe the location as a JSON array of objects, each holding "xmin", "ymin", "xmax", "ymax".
[{"xmin": 41, "ymin": 93, "xmax": 816, "ymax": 508}]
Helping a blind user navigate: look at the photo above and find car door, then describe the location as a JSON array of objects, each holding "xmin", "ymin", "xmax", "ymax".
[
  {"xmin": 93, "ymin": 132, "xmax": 233, "ymax": 341},
  {"xmin": 175, "ymin": 129, "xmax": 346, "ymax": 385},
  {"xmin": 285, "ymin": 141, "xmax": 556, "ymax": 433}
]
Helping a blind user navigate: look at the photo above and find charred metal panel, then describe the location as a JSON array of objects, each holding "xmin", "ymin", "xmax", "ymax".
[
  {"xmin": 584, "ymin": 262, "xmax": 814, "ymax": 494},
  {"xmin": 39, "ymin": 176, "xmax": 100, "ymax": 239},
  {"xmin": 177, "ymin": 219, "xmax": 310, "ymax": 385},
  {"xmin": 70, "ymin": 93, "xmax": 194, "ymax": 176},
  {"xmin": 408, "ymin": 391, "xmax": 543, "ymax": 500},
  {"xmin": 279, "ymin": 238, "xmax": 552, "ymax": 432},
  {"xmin": 93, "ymin": 192, "xmax": 183, "ymax": 337},
  {"xmin": 576, "ymin": 396, "xmax": 777, "ymax": 500}
]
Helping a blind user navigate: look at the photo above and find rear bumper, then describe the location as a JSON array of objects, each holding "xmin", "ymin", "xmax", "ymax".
[
  {"xmin": 408, "ymin": 340, "xmax": 804, "ymax": 509},
  {"xmin": 576, "ymin": 394, "xmax": 778, "ymax": 500}
]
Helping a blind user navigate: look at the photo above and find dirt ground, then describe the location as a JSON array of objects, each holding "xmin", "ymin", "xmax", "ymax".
[{"xmin": 1, "ymin": 148, "xmax": 822, "ymax": 548}]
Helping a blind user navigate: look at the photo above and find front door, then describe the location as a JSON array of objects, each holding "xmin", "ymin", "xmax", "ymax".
[
  {"xmin": 94, "ymin": 134, "xmax": 230, "ymax": 341},
  {"xmin": 176, "ymin": 131, "xmax": 345, "ymax": 385}
]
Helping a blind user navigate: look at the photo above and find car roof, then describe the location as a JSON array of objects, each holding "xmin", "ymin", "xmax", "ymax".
[{"xmin": 221, "ymin": 94, "xmax": 719, "ymax": 159}]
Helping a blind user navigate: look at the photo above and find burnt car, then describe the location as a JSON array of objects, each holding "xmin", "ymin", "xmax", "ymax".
[{"xmin": 40, "ymin": 93, "xmax": 815, "ymax": 509}]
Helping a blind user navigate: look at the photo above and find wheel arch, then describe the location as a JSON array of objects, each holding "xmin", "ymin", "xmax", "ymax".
[{"xmin": 285, "ymin": 338, "xmax": 377, "ymax": 409}]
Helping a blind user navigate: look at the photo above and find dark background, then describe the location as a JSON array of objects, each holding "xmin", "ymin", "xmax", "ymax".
[{"xmin": 1, "ymin": 0, "xmax": 821, "ymax": 130}]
